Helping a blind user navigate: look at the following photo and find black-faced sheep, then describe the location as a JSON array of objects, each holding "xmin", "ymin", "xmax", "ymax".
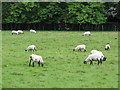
[
  {"xmin": 30, "ymin": 29, "xmax": 36, "ymax": 33},
  {"xmin": 29, "ymin": 54, "xmax": 44, "ymax": 67},
  {"xmin": 82, "ymin": 31, "xmax": 91, "ymax": 36},
  {"xmin": 73, "ymin": 45, "xmax": 86, "ymax": 52},
  {"xmin": 25, "ymin": 45, "xmax": 37, "ymax": 51},
  {"xmin": 11, "ymin": 30, "xmax": 19, "ymax": 35},
  {"xmin": 84, "ymin": 52, "xmax": 107, "ymax": 65},
  {"xmin": 105, "ymin": 44, "xmax": 110, "ymax": 50},
  {"xmin": 18, "ymin": 30, "xmax": 24, "ymax": 34}
]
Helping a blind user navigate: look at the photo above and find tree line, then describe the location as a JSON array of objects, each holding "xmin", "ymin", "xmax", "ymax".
[{"xmin": 2, "ymin": 2, "xmax": 120, "ymax": 31}]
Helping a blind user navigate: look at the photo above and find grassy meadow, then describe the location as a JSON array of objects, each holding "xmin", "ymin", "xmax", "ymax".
[{"xmin": 2, "ymin": 31, "xmax": 118, "ymax": 88}]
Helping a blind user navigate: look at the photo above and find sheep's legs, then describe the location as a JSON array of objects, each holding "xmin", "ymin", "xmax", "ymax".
[
  {"xmin": 90, "ymin": 61, "xmax": 93, "ymax": 65},
  {"xmin": 100, "ymin": 60, "xmax": 102, "ymax": 64},
  {"xmin": 78, "ymin": 49, "xmax": 81, "ymax": 52},
  {"xmin": 32, "ymin": 62, "xmax": 34, "ymax": 67},
  {"xmin": 98, "ymin": 60, "xmax": 102, "ymax": 65},
  {"xmin": 101, "ymin": 61, "xmax": 102, "ymax": 64},
  {"xmin": 29, "ymin": 56, "xmax": 33, "ymax": 66},
  {"xmin": 34, "ymin": 49, "xmax": 37, "ymax": 51},
  {"xmin": 38, "ymin": 61, "xmax": 40, "ymax": 67},
  {"xmin": 33, "ymin": 49, "xmax": 37, "ymax": 52},
  {"xmin": 29, "ymin": 60, "xmax": 31, "ymax": 66},
  {"xmin": 98, "ymin": 61, "xmax": 100, "ymax": 65}
]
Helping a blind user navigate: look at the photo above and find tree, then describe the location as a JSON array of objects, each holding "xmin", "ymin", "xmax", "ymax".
[
  {"xmin": 2, "ymin": 2, "xmax": 109, "ymax": 30},
  {"xmin": 2, "ymin": 2, "xmax": 43, "ymax": 23},
  {"xmin": 64, "ymin": 2, "xmax": 107, "ymax": 25}
]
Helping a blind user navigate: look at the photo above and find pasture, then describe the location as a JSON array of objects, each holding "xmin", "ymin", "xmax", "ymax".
[{"xmin": 2, "ymin": 31, "xmax": 118, "ymax": 88}]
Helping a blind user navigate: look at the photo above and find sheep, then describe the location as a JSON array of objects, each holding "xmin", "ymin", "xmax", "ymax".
[
  {"xmin": 82, "ymin": 31, "xmax": 91, "ymax": 36},
  {"xmin": 73, "ymin": 45, "xmax": 86, "ymax": 52},
  {"xmin": 18, "ymin": 30, "xmax": 24, "ymax": 34},
  {"xmin": 30, "ymin": 29, "xmax": 36, "ymax": 33},
  {"xmin": 105, "ymin": 44, "xmax": 110, "ymax": 50},
  {"xmin": 90, "ymin": 50, "xmax": 103, "ymax": 54},
  {"xmin": 84, "ymin": 52, "xmax": 107, "ymax": 65},
  {"xmin": 29, "ymin": 54, "xmax": 44, "ymax": 67},
  {"xmin": 90, "ymin": 50, "xmax": 104, "ymax": 59},
  {"xmin": 25, "ymin": 45, "xmax": 37, "ymax": 51},
  {"xmin": 11, "ymin": 30, "xmax": 19, "ymax": 35}
]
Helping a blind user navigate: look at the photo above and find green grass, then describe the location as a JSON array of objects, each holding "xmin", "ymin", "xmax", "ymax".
[{"xmin": 2, "ymin": 31, "xmax": 118, "ymax": 88}]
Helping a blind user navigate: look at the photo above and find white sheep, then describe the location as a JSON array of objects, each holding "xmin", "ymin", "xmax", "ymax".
[
  {"xmin": 90, "ymin": 50, "xmax": 104, "ymax": 59},
  {"xmin": 73, "ymin": 45, "xmax": 86, "ymax": 52},
  {"xmin": 30, "ymin": 29, "xmax": 36, "ymax": 33},
  {"xmin": 105, "ymin": 44, "xmax": 110, "ymax": 50},
  {"xmin": 25, "ymin": 45, "xmax": 37, "ymax": 51},
  {"xmin": 11, "ymin": 30, "xmax": 19, "ymax": 35},
  {"xmin": 18, "ymin": 30, "xmax": 24, "ymax": 34},
  {"xmin": 90, "ymin": 50, "xmax": 103, "ymax": 54},
  {"xmin": 84, "ymin": 52, "xmax": 107, "ymax": 65},
  {"xmin": 29, "ymin": 54, "xmax": 44, "ymax": 67},
  {"xmin": 82, "ymin": 31, "xmax": 91, "ymax": 36}
]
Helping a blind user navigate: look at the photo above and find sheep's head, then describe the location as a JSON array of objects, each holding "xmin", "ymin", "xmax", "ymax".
[
  {"xmin": 73, "ymin": 49, "xmax": 75, "ymax": 51},
  {"xmin": 103, "ymin": 57, "xmax": 107, "ymax": 61},
  {"xmin": 105, "ymin": 48, "xmax": 107, "ymax": 50},
  {"xmin": 41, "ymin": 62, "xmax": 44, "ymax": 67},
  {"xmin": 105, "ymin": 47, "xmax": 109, "ymax": 50},
  {"xmin": 101, "ymin": 56, "xmax": 106, "ymax": 61},
  {"xmin": 84, "ymin": 50, "xmax": 86, "ymax": 52},
  {"xmin": 84, "ymin": 61, "xmax": 87, "ymax": 64}
]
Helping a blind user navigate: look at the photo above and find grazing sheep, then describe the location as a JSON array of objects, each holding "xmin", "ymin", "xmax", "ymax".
[
  {"xmin": 25, "ymin": 45, "xmax": 37, "ymax": 51},
  {"xmin": 29, "ymin": 54, "xmax": 44, "ymax": 67},
  {"xmin": 73, "ymin": 45, "xmax": 86, "ymax": 52},
  {"xmin": 18, "ymin": 30, "xmax": 24, "ymax": 34},
  {"xmin": 90, "ymin": 50, "xmax": 104, "ymax": 59},
  {"xmin": 105, "ymin": 44, "xmax": 110, "ymax": 50},
  {"xmin": 82, "ymin": 31, "xmax": 91, "ymax": 36},
  {"xmin": 11, "ymin": 30, "xmax": 19, "ymax": 35},
  {"xmin": 30, "ymin": 29, "xmax": 36, "ymax": 33},
  {"xmin": 84, "ymin": 52, "xmax": 107, "ymax": 65},
  {"xmin": 90, "ymin": 50, "xmax": 103, "ymax": 54}
]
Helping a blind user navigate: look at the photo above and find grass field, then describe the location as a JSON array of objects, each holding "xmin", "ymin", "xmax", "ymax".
[{"xmin": 2, "ymin": 31, "xmax": 118, "ymax": 88}]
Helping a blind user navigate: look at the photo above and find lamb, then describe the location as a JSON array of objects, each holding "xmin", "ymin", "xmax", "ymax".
[
  {"xmin": 30, "ymin": 29, "xmax": 36, "ymax": 33},
  {"xmin": 84, "ymin": 52, "xmax": 107, "ymax": 65},
  {"xmin": 25, "ymin": 45, "xmax": 37, "ymax": 51},
  {"xmin": 82, "ymin": 31, "xmax": 91, "ymax": 36},
  {"xmin": 29, "ymin": 54, "xmax": 44, "ymax": 67},
  {"xmin": 11, "ymin": 30, "xmax": 19, "ymax": 35},
  {"xmin": 18, "ymin": 30, "xmax": 24, "ymax": 34},
  {"xmin": 105, "ymin": 44, "xmax": 110, "ymax": 50},
  {"xmin": 73, "ymin": 45, "xmax": 86, "ymax": 52}
]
